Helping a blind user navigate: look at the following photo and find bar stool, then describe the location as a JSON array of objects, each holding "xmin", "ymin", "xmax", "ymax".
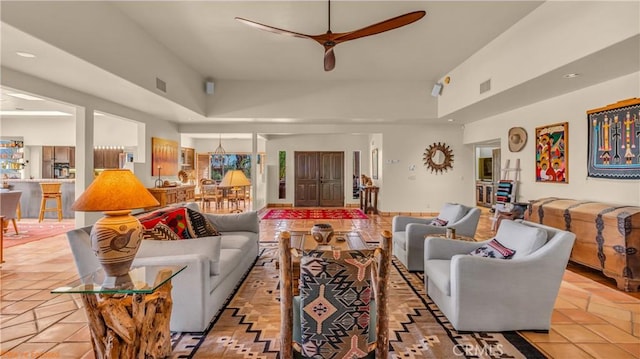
[{"xmin": 39, "ymin": 183, "xmax": 63, "ymax": 222}]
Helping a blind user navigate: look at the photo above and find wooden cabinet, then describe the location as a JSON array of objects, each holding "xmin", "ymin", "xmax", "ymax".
[
  {"xmin": 42, "ymin": 146, "xmax": 54, "ymax": 178},
  {"xmin": 42, "ymin": 146, "xmax": 76, "ymax": 178},
  {"xmin": 54, "ymin": 146, "xmax": 69, "ymax": 163},
  {"xmin": 147, "ymin": 185, "xmax": 196, "ymax": 208},
  {"xmin": 69, "ymin": 148, "xmax": 75, "ymax": 168},
  {"xmin": 93, "ymin": 148, "xmax": 123, "ymax": 169},
  {"xmin": 475, "ymin": 181, "xmax": 494, "ymax": 208},
  {"xmin": 181, "ymin": 147, "xmax": 195, "ymax": 171}
]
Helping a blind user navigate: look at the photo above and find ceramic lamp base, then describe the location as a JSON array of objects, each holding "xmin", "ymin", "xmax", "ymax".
[{"xmin": 90, "ymin": 210, "xmax": 143, "ymax": 287}]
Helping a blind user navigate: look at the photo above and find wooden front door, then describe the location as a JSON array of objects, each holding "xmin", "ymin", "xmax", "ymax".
[{"xmin": 294, "ymin": 151, "xmax": 344, "ymax": 207}]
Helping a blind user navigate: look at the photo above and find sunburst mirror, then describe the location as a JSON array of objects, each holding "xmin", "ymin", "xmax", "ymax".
[{"xmin": 423, "ymin": 142, "xmax": 454, "ymax": 174}]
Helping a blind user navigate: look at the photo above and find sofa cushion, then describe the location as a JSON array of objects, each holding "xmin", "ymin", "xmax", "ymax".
[
  {"xmin": 469, "ymin": 238, "xmax": 516, "ymax": 259},
  {"xmin": 424, "ymin": 259, "xmax": 451, "ymax": 296},
  {"xmin": 430, "ymin": 218, "xmax": 449, "ymax": 226},
  {"xmin": 221, "ymin": 234, "xmax": 254, "ymax": 252},
  {"xmin": 438, "ymin": 203, "xmax": 466, "ymax": 224},
  {"xmin": 495, "ymin": 220, "xmax": 547, "ymax": 259}
]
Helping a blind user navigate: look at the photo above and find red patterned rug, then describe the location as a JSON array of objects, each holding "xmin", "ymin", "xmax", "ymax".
[{"xmin": 261, "ymin": 208, "xmax": 368, "ymax": 220}]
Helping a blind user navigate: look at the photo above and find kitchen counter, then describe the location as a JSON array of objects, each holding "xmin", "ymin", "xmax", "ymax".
[{"xmin": 4, "ymin": 179, "xmax": 75, "ymax": 219}]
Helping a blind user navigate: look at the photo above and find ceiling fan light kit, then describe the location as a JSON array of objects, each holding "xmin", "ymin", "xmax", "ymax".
[{"xmin": 235, "ymin": 1, "xmax": 426, "ymax": 71}]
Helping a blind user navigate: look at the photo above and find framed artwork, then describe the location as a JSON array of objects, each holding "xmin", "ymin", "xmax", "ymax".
[
  {"xmin": 535, "ymin": 122, "xmax": 568, "ymax": 183},
  {"xmin": 587, "ymin": 98, "xmax": 640, "ymax": 179},
  {"xmin": 372, "ymin": 148, "xmax": 379, "ymax": 179},
  {"xmin": 151, "ymin": 137, "xmax": 178, "ymax": 177}
]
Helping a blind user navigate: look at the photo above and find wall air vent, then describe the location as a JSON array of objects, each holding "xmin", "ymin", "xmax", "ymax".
[
  {"xmin": 480, "ymin": 79, "xmax": 491, "ymax": 94},
  {"xmin": 156, "ymin": 78, "xmax": 167, "ymax": 93}
]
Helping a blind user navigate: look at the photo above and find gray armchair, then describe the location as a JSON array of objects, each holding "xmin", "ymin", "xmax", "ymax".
[
  {"xmin": 392, "ymin": 203, "xmax": 480, "ymax": 271},
  {"xmin": 1, "ymin": 191, "xmax": 22, "ymax": 235},
  {"xmin": 424, "ymin": 219, "xmax": 576, "ymax": 332}
]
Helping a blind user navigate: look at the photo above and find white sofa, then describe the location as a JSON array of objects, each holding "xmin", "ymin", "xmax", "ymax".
[
  {"xmin": 66, "ymin": 204, "xmax": 259, "ymax": 333},
  {"xmin": 392, "ymin": 203, "xmax": 480, "ymax": 271},
  {"xmin": 423, "ymin": 219, "xmax": 575, "ymax": 332}
]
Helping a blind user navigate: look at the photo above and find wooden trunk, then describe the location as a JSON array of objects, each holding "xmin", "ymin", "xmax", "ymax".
[{"xmin": 526, "ymin": 198, "xmax": 640, "ymax": 291}]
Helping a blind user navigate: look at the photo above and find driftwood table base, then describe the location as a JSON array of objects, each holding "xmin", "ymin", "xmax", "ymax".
[{"xmin": 80, "ymin": 269, "xmax": 174, "ymax": 359}]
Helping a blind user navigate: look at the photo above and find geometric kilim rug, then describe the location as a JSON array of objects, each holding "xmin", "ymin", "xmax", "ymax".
[
  {"xmin": 171, "ymin": 244, "xmax": 547, "ymax": 359},
  {"xmin": 261, "ymin": 208, "xmax": 368, "ymax": 220}
]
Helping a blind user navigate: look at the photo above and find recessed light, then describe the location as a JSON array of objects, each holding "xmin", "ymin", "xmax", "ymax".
[
  {"xmin": 16, "ymin": 51, "xmax": 36, "ymax": 58},
  {"xmin": 6, "ymin": 92, "xmax": 44, "ymax": 101},
  {"xmin": 0, "ymin": 110, "xmax": 72, "ymax": 116},
  {"xmin": 447, "ymin": 119, "xmax": 454, "ymax": 122},
  {"xmin": 563, "ymin": 73, "xmax": 579, "ymax": 79}
]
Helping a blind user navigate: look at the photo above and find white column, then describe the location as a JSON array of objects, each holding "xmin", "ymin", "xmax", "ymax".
[{"xmin": 74, "ymin": 106, "xmax": 100, "ymax": 227}]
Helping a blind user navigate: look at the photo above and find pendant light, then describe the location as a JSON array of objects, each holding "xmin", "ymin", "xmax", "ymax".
[{"xmin": 213, "ymin": 134, "xmax": 226, "ymax": 177}]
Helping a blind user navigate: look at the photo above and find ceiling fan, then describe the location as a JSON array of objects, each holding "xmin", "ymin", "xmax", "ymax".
[{"xmin": 235, "ymin": 1, "xmax": 426, "ymax": 71}]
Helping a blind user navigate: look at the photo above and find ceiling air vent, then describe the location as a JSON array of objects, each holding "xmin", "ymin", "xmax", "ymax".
[
  {"xmin": 479, "ymin": 79, "xmax": 491, "ymax": 94},
  {"xmin": 156, "ymin": 78, "xmax": 167, "ymax": 93}
]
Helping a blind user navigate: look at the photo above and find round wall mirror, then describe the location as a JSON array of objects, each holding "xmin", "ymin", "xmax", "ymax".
[{"xmin": 423, "ymin": 142, "xmax": 454, "ymax": 174}]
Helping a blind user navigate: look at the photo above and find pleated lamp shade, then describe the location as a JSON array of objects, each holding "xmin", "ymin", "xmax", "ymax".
[
  {"xmin": 219, "ymin": 169, "xmax": 251, "ymax": 188},
  {"xmin": 72, "ymin": 169, "xmax": 159, "ymax": 211}
]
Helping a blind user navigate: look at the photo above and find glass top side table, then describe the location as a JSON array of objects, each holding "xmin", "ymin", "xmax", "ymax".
[
  {"xmin": 51, "ymin": 265, "xmax": 186, "ymax": 359},
  {"xmin": 52, "ymin": 265, "xmax": 186, "ymax": 294}
]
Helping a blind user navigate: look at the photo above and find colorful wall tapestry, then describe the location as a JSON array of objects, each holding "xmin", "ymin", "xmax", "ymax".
[
  {"xmin": 587, "ymin": 98, "xmax": 640, "ymax": 179},
  {"xmin": 151, "ymin": 137, "xmax": 178, "ymax": 177},
  {"xmin": 535, "ymin": 122, "xmax": 568, "ymax": 183}
]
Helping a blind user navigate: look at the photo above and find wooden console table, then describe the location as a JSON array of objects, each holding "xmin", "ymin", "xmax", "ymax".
[
  {"xmin": 52, "ymin": 266, "xmax": 186, "ymax": 358},
  {"xmin": 147, "ymin": 185, "xmax": 195, "ymax": 208},
  {"xmin": 359, "ymin": 186, "xmax": 379, "ymax": 214}
]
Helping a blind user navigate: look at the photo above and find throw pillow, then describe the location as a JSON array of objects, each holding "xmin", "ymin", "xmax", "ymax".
[
  {"xmin": 138, "ymin": 207, "xmax": 192, "ymax": 239},
  {"xmin": 469, "ymin": 238, "xmax": 516, "ymax": 259},
  {"xmin": 430, "ymin": 218, "xmax": 448, "ymax": 226},
  {"xmin": 185, "ymin": 208, "xmax": 221, "ymax": 237},
  {"xmin": 142, "ymin": 223, "xmax": 182, "ymax": 241}
]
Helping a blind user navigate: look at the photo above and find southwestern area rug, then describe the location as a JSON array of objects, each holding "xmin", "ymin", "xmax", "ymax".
[
  {"xmin": 170, "ymin": 244, "xmax": 545, "ymax": 358},
  {"xmin": 261, "ymin": 208, "xmax": 368, "ymax": 220}
]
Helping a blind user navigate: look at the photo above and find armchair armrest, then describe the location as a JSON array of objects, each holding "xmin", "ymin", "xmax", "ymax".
[
  {"xmin": 451, "ymin": 252, "xmax": 567, "ymax": 306},
  {"xmin": 204, "ymin": 211, "xmax": 259, "ymax": 233},
  {"xmin": 132, "ymin": 253, "xmax": 211, "ymax": 292},
  {"xmin": 424, "ymin": 237, "xmax": 486, "ymax": 260},
  {"xmin": 392, "ymin": 216, "xmax": 434, "ymax": 232}
]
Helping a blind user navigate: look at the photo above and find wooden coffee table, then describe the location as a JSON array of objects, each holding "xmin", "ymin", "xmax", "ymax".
[
  {"xmin": 426, "ymin": 233, "xmax": 476, "ymax": 242},
  {"xmin": 289, "ymin": 230, "xmax": 368, "ymax": 251}
]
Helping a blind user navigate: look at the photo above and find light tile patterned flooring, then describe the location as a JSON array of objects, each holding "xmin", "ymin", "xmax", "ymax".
[{"xmin": 1, "ymin": 207, "xmax": 639, "ymax": 358}]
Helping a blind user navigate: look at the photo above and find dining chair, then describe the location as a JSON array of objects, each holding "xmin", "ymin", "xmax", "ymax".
[{"xmin": 279, "ymin": 230, "xmax": 392, "ymax": 358}]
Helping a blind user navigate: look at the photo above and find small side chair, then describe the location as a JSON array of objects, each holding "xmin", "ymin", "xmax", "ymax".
[{"xmin": 279, "ymin": 230, "xmax": 392, "ymax": 359}]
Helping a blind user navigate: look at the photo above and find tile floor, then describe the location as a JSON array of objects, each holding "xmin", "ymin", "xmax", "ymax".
[{"xmin": 1, "ymin": 207, "xmax": 639, "ymax": 358}]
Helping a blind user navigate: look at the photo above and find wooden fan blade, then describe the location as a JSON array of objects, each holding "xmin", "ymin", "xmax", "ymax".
[
  {"xmin": 333, "ymin": 10, "xmax": 426, "ymax": 44},
  {"xmin": 324, "ymin": 48, "xmax": 336, "ymax": 71},
  {"xmin": 235, "ymin": 17, "xmax": 313, "ymax": 40}
]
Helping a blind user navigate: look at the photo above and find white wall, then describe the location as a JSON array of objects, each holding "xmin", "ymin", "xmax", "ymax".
[
  {"xmin": 265, "ymin": 134, "xmax": 370, "ymax": 206},
  {"xmin": 464, "ymin": 72, "xmax": 640, "ymax": 205},
  {"xmin": 439, "ymin": 1, "xmax": 640, "ymax": 117},
  {"xmin": 0, "ymin": 117, "xmax": 76, "ymax": 145},
  {"xmin": 381, "ymin": 125, "xmax": 474, "ymax": 212}
]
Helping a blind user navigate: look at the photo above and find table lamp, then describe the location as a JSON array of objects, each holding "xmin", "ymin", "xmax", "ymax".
[
  {"xmin": 219, "ymin": 169, "xmax": 251, "ymax": 213},
  {"xmin": 71, "ymin": 169, "xmax": 159, "ymax": 288}
]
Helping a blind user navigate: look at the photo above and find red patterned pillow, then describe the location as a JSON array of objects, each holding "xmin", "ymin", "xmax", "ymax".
[{"xmin": 138, "ymin": 207, "xmax": 192, "ymax": 239}]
